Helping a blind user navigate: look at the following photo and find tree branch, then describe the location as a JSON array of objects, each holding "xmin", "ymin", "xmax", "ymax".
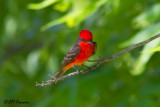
[{"xmin": 36, "ymin": 33, "xmax": 160, "ymax": 87}]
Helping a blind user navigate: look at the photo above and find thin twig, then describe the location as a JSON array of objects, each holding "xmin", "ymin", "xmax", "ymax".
[{"xmin": 36, "ymin": 33, "xmax": 160, "ymax": 87}]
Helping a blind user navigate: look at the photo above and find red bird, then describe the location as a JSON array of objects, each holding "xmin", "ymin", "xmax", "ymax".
[{"xmin": 54, "ymin": 29, "xmax": 97, "ymax": 78}]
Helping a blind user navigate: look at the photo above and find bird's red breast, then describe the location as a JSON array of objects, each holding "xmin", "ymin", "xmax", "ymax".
[
  {"xmin": 62, "ymin": 41, "xmax": 94, "ymax": 71},
  {"xmin": 55, "ymin": 29, "xmax": 96, "ymax": 78}
]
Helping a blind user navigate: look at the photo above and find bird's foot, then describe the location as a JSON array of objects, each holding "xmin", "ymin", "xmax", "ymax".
[
  {"xmin": 73, "ymin": 65, "xmax": 81, "ymax": 74},
  {"xmin": 53, "ymin": 78, "xmax": 58, "ymax": 84},
  {"xmin": 48, "ymin": 74, "xmax": 55, "ymax": 80},
  {"xmin": 48, "ymin": 74, "xmax": 58, "ymax": 83}
]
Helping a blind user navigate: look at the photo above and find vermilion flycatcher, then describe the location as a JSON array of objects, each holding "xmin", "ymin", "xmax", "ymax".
[{"xmin": 54, "ymin": 29, "xmax": 97, "ymax": 78}]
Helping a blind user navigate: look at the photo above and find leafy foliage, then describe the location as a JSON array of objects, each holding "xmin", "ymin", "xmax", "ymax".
[
  {"xmin": 145, "ymin": 46, "xmax": 160, "ymax": 52},
  {"xmin": 0, "ymin": 0, "xmax": 160, "ymax": 107}
]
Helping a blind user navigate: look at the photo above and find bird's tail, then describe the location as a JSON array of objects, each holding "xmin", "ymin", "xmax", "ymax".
[
  {"xmin": 54, "ymin": 64, "xmax": 72, "ymax": 78},
  {"xmin": 54, "ymin": 68, "xmax": 66, "ymax": 78}
]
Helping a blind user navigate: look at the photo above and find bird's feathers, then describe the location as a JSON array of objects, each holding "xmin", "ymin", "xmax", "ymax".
[{"xmin": 61, "ymin": 44, "xmax": 81, "ymax": 68}]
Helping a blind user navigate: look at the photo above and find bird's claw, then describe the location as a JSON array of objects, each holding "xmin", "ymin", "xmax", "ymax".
[
  {"xmin": 73, "ymin": 65, "xmax": 81, "ymax": 75},
  {"xmin": 48, "ymin": 74, "xmax": 58, "ymax": 83},
  {"xmin": 48, "ymin": 74, "xmax": 55, "ymax": 80},
  {"xmin": 77, "ymin": 70, "xmax": 80, "ymax": 74},
  {"xmin": 53, "ymin": 78, "xmax": 58, "ymax": 84}
]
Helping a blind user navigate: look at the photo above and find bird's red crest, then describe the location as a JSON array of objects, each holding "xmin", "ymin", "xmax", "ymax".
[{"xmin": 79, "ymin": 29, "xmax": 93, "ymax": 41}]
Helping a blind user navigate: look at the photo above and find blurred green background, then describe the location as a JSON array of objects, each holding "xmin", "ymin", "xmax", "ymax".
[{"xmin": 1, "ymin": 0, "xmax": 160, "ymax": 107}]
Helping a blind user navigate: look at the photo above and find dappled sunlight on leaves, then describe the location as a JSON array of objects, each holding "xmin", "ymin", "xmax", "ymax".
[
  {"xmin": 1, "ymin": 0, "xmax": 160, "ymax": 107},
  {"xmin": 121, "ymin": 23, "xmax": 160, "ymax": 75},
  {"xmin": 28, "ymin": 0, "xmax": 59, "ymax": 10},
  {"xmin": 143, "ymin": 46, "xmax": 160, "ymax": 52},
  {"xmin": 131, "ymin": 38, "xmax": 160, "ymax": 75},
  {"xmin": 133, "ymin": 3, "xmax": 160, "ymax": 28},
  {"xmin": 38, "ymin": 0, "xmax": 108, "ymax": 30}
]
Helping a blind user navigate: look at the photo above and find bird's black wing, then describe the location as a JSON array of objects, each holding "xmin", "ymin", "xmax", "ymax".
[{"xmin": 61, "ymin": 44, "xmax": 81, "ymax": 68}]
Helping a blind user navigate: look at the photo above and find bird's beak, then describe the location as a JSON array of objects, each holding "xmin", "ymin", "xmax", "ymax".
[{"xmin": 88, "ymin": 40, "xmax": 92, "ymax": 44}]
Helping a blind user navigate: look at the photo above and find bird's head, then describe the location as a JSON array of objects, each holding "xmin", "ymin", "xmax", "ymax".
[{"xmin": 79, "ymin": 29, "xmax": 93, "ymax": 44}]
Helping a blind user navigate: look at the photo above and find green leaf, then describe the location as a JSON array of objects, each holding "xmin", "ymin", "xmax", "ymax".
[
  {"xmin": 131, "ymin": 38, "xmax": 160, "ymax": 75},
  {"xmin": 41, "ymin": 10, "xmax": 82, "ymax": 31},
  {"xmin": 121, "ymin": 23, "xmax": 160, "ymax": 47},
  {"xmin": 143, "ymin": 46, "xmax": 160, "ymax": 52},
  {"xmin": 120, "ymin": 23, "xmax": 160, "ymax": 75},
  {"xmin": 133, "ymin": 3, "xmax": 160, "ymax": 28},
  {"xmin": 41, "ymin": 0, "xmax": 108, "ymax": 31},
  {"xmin": 28, "ymin": 0, "xmax": 59, "ymax": 10},
  {"xmin": 54, "ymin": 0, "xmax": 71, "ymax": 12}
]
